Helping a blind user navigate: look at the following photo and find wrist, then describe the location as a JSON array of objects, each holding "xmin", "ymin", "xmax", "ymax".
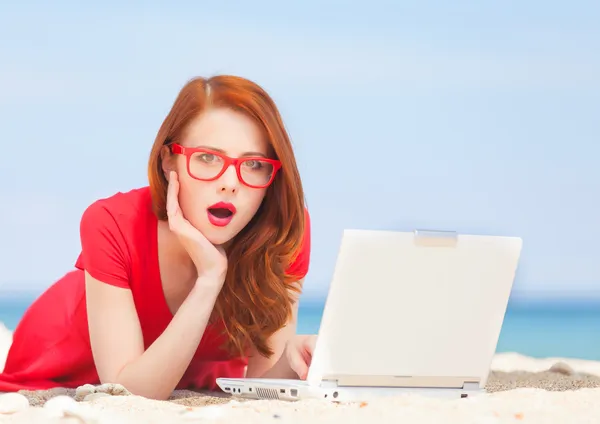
[
  {"xmin": 262, "ymin": 346, "xmax": 298, "ymax": 379},
  {"xmin": 190, "ymin": 276, "xmax": 223, "ymax": 297}
]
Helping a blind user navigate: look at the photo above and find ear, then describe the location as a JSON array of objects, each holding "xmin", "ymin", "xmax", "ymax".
[{"xmin": 160, "ymin": 145, "xmax": 173, "ymax": 180}]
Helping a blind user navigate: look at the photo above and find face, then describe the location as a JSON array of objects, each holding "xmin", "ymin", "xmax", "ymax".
[{"xmin": 163, "ymin": 108, "xmax": 271, "ymax": 245}]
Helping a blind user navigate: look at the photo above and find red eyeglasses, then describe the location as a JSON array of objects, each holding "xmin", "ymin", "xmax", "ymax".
[{"xmin": 170, "ymin": 143, "xmax": 282, "ymax": 188}]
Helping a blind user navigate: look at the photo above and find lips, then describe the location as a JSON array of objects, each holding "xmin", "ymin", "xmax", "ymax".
[{"xmin": 207, "ymin": 202, "xmax": 237, "ymax": 227}]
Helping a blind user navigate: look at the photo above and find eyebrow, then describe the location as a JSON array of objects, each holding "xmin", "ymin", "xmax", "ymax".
[{"xmin": 193, "ymin": 144, "xmax": 267, "ymax": 158}]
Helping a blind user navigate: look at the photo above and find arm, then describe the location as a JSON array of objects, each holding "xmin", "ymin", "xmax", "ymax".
[
  {"xmin": 80, "ymin": 178, "xmax": 228, "ymax": 400},
  {"xmin": 246, "ymin": 207, "xmax": 313, "ymax": 378},
  {"xmin": 86, "ymin": 272, "xmax": 220, "ymax": 400},
  {"xmin": 244, "ymin": 279, "xmax": 303, "ymax": 379}
]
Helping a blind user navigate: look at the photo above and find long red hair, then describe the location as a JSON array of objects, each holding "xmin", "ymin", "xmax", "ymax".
[{"xmin": 148, "ymin": 75, "xmax": 306, "ymax": 357}]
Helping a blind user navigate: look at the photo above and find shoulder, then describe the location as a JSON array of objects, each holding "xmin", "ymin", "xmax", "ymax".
[
  {"xmin": 81, "ymin": 186, "xmax": 152, "ymax": 226},
  {"xmin": 76, "ymin": 187, "xmax": 153, "ymax": 288},
  {"xmin": 300, "ymin": 207, "xmax": 311, "ymax": 252},
  {"xmin": 285, "ymin": 207, "xmax": 311, "ymax": 280},
  {"xmin": 79, "ymin": 186, "xmax": 153, "ymax": 248}
]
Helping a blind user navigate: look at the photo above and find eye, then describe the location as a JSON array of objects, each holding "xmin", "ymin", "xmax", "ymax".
[
  {"xmin": 243, "ymin": 160, "xmax": 263, "ymax": 170},
  {"xmin": 198, "ymin": 153, "xmax": 217, "ymax": 163}
]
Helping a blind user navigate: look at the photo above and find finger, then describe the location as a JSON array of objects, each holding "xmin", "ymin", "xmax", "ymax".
[
  {"xmin": 166, "ymin": 171, "xmax": 179, "ymax": 219},
  {"xmin": 166, "ymin": 172, "xmax": 191, "ymax": 233},
  {"xmin": 165, "ymin": 175, "xmax": 214, "ymax": 245},
  {"xmin": 164, "ymin": 171, "xmax": 222, "ymax": 257},
  {"xmin": 300, "ymin": 346, "xmax": 313, "ymax": 371},
  {"xmin": 304, "ymin": 335, "xmax": 317, "ymax": 356},
  {"xmin": 166, "ymin": 185, "xmax": 183, "ymax": 235},
  {"xmin": 288, "ymin": 347, "xmax": 309, "ymax": 380}
]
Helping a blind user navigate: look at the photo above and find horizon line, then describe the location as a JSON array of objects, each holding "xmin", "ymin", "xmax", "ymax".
[{"xmin": 1, "ymin": 289, "xmax": 600, "ymax": 304}]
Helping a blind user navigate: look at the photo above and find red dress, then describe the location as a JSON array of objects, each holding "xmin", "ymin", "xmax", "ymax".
[{"xmin": 0, "ymin": 187, "xmax": 311, "ymax": 392}]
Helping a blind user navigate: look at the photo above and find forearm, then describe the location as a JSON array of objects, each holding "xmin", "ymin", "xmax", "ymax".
[
  {"xmin": 247, "ymin": 296, "xmax": 302, "ymax": 379},
  {"xmin": 259, "ymin": 352, "xmax": 299, "ymax": 379},
  {"xmin": 255, "ymin": 332, "xmax": 299, "ymax": 379},
  {"xmin": 114, "ymin": 279, "xmax": 219, "ymax": 400},
  {"xmin": 257, "ymin": 333, "xmax": 317, "ymax": 380}
]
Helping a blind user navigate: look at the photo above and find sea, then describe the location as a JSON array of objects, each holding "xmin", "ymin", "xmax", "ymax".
[{"xmin": 1, "ymin": 296, "xmax": 599, "ymax": 361}]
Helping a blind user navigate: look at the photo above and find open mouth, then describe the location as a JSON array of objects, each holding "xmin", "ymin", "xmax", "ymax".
[
  {"xmin": 206, "ymin": 202, "xmax": 237, "ymax": 227},
  {"xmin": 208, "ymin": 207, "xmax": 234, "ymax": 219}
]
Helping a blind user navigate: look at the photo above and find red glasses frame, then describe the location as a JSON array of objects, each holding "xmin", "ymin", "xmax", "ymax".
[{"xmin": 170, "ymin": 143, "xmax": 282, "ymax": 188}]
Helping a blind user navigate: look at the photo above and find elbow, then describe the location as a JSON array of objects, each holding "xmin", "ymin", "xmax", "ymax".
[
  {"xmin": 98, "ymin": 370, "xmax": 172, "ymax": 401},
  {"xmin": 98, "ymin": 377, "xmax": 171, "ymax": 401},
  {"xmin": 130, "ymin": 387, "xmax": 172, "ymax": 401}
]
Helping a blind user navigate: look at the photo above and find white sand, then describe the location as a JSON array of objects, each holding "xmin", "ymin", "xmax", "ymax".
[{"xmin": 2, "ymin": 323, "xmax": 600, "ymax": 423}]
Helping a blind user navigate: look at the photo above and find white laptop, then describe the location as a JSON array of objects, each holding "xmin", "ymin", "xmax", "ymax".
[{"xmin": 216, "ymin": 228, "xmax": 522, "ymax": 402}]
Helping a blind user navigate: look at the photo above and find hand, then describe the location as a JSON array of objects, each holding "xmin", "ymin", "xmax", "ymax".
[
  {"xmin": 166, "ymin": 171, "xmax": 228, "ymax": 286},
  {"xmin": 285, "ymin": 334, "xmax": 317, "ymax": 380}
]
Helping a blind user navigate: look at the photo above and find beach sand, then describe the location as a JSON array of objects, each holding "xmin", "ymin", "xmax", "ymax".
[{"xmin": 2, "ymin": 324, "xmax": 600, "ymax": 423}]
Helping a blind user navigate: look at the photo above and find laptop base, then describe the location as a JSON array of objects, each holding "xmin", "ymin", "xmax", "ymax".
[{"xmin": 216, "ymin": 377, "xmax": 486, "ymax": 402}]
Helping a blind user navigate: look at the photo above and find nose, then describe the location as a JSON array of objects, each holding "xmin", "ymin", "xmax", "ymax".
[{"xmin": 218, "ymin": 164, "xmax": 239, "ymax": 193}]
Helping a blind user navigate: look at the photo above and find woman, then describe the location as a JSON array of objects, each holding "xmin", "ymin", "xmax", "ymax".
[{"xmin": 0, "ymin": 75, "xmax": 316, "ymax": 400}]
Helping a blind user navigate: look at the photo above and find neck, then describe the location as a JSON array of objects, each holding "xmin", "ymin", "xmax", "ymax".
[{"xmin": 157, "ymin": 220, "xmax": 197, "ymax": 278}]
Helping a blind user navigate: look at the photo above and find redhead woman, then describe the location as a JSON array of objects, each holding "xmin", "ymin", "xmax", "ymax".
[{"xmin": 0, "ymin": 75, "xmax": 316, "ymax": 400}]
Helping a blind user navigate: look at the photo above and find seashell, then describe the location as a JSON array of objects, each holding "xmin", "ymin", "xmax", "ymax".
[
  {"xmin": 0, "ymin": 392, "xmax": 30, "ymax": 414},
  {"xmin": 44, "ymin": 395, "xmax": 104, "ymax": 423},
  {"xmin": 75, "ymin": 383, "xmax": 131, "ymax": 401},
  {"xmin": 548, "ymin": 361, "xmax": 576, "ymax": 376},
  {"xmin": 83, "ymin": 392, "xmax": 112, "ymax": 402},
  {"xmin": 75, "ymin": 384, "xmax": 97, "ymax": 401},
  {"xmin": 96, "ymin": 383, "xmax": 131, "ymax": 396},
  {"xmin": 43, "ymin": 395, "xmax": 80, "ymax": 417}
]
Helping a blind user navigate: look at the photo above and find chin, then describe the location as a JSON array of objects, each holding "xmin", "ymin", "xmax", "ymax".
[
  {"xmin": 192, "ymin": 213, "xmax": 251, "ymax": 247},
  {"xmin": 204, "ymin": 230, "xmax": 235, "ymax": 246},
  {"xmin": 197, "ymin": 222, "xmax": 242, "ymax": 246}
]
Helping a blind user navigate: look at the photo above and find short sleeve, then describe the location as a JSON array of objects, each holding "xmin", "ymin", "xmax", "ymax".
[
  {"xmin": 74, "ymin": 200, "xmax": 131, "ymax": 289},
  {"xmin": 285, "ymin": 207, "xmax": 311, "ymax": 280}
]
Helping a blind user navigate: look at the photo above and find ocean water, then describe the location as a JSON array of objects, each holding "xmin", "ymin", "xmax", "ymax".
[{"xmin": 1, "ymin": 296, "xmax": 599, "ymax": 361}]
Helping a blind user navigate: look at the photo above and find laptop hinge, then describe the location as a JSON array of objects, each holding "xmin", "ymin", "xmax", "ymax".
[
  {"xmin": 413, "ymin": 229, "xmax": 458, "ymax": 247},
  {"xmin": 321, "ymin": 375, "xmax": 481, "ymax": 390}
]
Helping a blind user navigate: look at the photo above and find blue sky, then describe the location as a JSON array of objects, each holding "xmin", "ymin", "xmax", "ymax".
[{"xmin": 0, "ymin": 1, "xmax": 598, "ymax": 300}]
